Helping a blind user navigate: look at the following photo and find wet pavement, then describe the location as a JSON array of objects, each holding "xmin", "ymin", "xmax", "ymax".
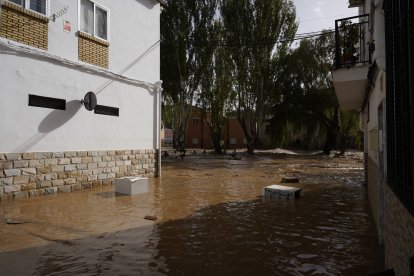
[{"xmin": 0, "ymin": 151, "xmax": 383, "ymax": 275}]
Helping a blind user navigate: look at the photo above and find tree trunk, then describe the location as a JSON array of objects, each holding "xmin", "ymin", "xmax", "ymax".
[
  {"xmin": 211, "ymin": 132, "xmax": 222, "ymax": 154},
  {"xmin": 238, "ymin": 115, "xmax": 256, "ymax": 154},
  {"xmin": 246, "ymin": 141, "xmax": 255, "ymax": 154},
  {"xmin": 323, "ymin": 126, "xmax": 337, "ymax": 155},
  {"xmin": 339, "ymin": 134, "xmax": 346, "ymax": 155},
  {"xmin": 174, "ymin": 124, "xmax": 185, "ymax": 151},
  {"xmin": 323, "ymin": 106, "xmax": 340, "ymax": 155}
]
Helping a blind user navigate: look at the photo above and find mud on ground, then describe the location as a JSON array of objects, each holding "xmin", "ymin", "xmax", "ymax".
[{"xmin": 0, "ymin": 150, "xmax": 383, "ymax": 275}]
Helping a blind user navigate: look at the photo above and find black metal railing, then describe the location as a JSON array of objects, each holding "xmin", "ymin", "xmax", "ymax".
[
  {"xmin": 384, "ymin": 0, "xmax": 414, "ymax": 215},
  {"xmin": 335, "ymin": 14, "xmax": 370, "ymax": 69}
]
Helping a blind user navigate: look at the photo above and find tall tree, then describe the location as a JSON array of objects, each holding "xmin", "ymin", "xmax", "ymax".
[
  {"xmin": 161, "ymin": 0, "xmax": 218, "ymax": 150},
  {"xmin": 271, "ymin": 32, "xmax": 360, "ymax": 154},
  {"xmin": 197, "ymin": 22, "xmax": 234, "ymax": 154},
  {"xmin": 221, "ymin": 0, "xmax": 297, "ymax": 153}
]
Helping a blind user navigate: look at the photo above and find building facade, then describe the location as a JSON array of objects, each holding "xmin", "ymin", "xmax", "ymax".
[
  {"xmin": 0, "ymin": 0, "xmax": 163, "ymax": 199},
  {"xmin": 332, "ymin": 0, "xmax": 414, "ymax": 274},
  {"xmin": 184, "ymin": 107, "xmax": 272, "ymax": 150},
  {"xmin": 184, "ymin": 107, "xmax": 247, "ymax": 150}
]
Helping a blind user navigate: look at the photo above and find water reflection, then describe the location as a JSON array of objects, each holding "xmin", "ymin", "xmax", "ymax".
[
  {"xmin": 0, "ymin": 154, "xmax": 383, "ymax": 275},
  {"xmin": 151, "ymin": 184, "xmax": 378, "ymax": 275}
]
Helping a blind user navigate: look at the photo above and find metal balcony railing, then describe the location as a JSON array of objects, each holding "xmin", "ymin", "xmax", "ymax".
[{"xmin": 335, "ymin": 14, "xmax": 371, "ymax": 69}]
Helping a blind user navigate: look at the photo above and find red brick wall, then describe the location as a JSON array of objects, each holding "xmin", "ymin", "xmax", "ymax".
[
  {"xmin": 225, "ymin": 118, "xmax": 246, "ymax": 149},
  {"xmin": 78, "ymin": 31, "xmax": 109, "ymax": 68},
  {"xmin": 185, "ymin": 108, "xmax": 212, "ymax": 149},
  {"xmin": 185, "ymin": 108, "xmax": 246, "ymax": 150},
  {"xmin": 0, "ymin": 1, "xmax": 49, "ymax": 50}
]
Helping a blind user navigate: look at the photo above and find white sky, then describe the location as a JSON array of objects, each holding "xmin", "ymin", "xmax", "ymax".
[{"xmin": 293, "ymin": 0, "xmax": 358, "ymax": 34}]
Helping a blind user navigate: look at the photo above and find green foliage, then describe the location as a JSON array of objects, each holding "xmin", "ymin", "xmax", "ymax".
[
  {"xmin": 161, "ymin": 0, "xmax": 219, "ymax": 149},
  {"xmin": 197, "ymin": 22, "xmax": 235, "ymax": 153},
  {"xmin": 161, "ymin": 1, "xmax": 360, "ymax": 154},
  {"xmin": 220, "ymin": 0, "xmax": 297, "ymax": 153},
  {"xmin": 339, "ymin": 110, "xmax": 362, "ymax": 151},
  {"xmin": 338, "ymin": 19, "xmax": 360, "ymax": 59},
  {"xmin": 270, "ymin": 31, "xmax": 360, "ymax": 154}
]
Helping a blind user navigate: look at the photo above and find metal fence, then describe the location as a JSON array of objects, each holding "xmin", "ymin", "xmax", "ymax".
[
  {"xmin": 334, "ymin": 14, "xmax": 370, "ymax": 69},
  {"xmin": 384, "ymin": 0, "xmax": 414, "ymax": 215}
]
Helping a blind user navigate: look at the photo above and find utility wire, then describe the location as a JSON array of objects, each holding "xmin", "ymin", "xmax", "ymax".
[
  {"xmin": 0, "ymin": 1, "xmax": 69, "ymax": 30},
  {"xmin": 161, "ymin": 29, "xmax": 336, "ymax": 48}
]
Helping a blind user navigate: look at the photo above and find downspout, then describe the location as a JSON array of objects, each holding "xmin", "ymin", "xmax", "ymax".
[{"xmin": 155, "ymin": 81, "xmax": 163, "ymax": 177}]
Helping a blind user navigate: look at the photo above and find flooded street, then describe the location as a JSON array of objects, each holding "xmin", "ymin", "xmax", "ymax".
[{"xmin": 0, "ymin": 152, "xmax": 383, "ymax": 275}]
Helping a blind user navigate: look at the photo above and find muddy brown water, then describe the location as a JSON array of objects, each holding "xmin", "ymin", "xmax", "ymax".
[{"xmin": 0, "ymin": 153, "xmax": 383, "ymax": 275}]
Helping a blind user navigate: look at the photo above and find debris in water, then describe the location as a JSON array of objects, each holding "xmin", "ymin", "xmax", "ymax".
[
  {"xmin": 262, "ymin": 185, "xmax": 302, "ymax": 199},
  {"xmin": 281, "ymin": 176, "xmax": 299, "ymax": 183},
  {"xmin": 5, "ymin": 219, "xmax": 32, "ymax": 225},
  {"xmin": 144, "ymin": 215, "xmax": 157, "ymax": 221}
]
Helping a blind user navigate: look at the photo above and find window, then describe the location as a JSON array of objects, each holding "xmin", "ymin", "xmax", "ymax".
[
  {"xmin": 384, "ymin": 0, "xmax": 414, "ymax": 214},
  {"xmin": 7, "ymin": 0, "xmax": 49, "ymax": 15},
  {"xmin": 193, "ymin": 117, "xmax": 200, "ymax": 124},
  {"xmin": 79, "ymin": 0, "xmax": 109, "ymax": 41}
]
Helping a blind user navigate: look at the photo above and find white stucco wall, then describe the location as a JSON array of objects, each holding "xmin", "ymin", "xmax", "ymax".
[
  {"xmin": 48, "ymin": 0, "xmax": 79, "ymax": 61},
  {"xmin": 0, "ymin": 42, "xmax": 159, "ymax": 153},
  {"xmin": 362, "ymin": 0, "xmax": 386, "ymax": 163},
  {"xmin": 372, "ymin": 0, "xmax": 386, "ymax": 72},
  {"xmin": 47, "ymin": 0, "xmax": 161, "ymax": 82},
  {"xmin": 0, "ymin": 0, "xmax": 161, "ymax": 153},
  {"xmin": 365, "ymin": 70, "xmax": 386, "ymax": 163}
]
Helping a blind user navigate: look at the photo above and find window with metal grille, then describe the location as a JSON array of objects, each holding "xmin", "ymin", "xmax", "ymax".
[{"xmin": 384, "ymin": 0, "xmax": 414, "ymax": 215}]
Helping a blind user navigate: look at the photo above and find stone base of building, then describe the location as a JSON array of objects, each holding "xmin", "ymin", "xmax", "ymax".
[
  {"xmin": 385, "ymin": 185, "xmax": 414, "ymax": 276},
  {"xmin": 0, "ymin": 149, "xmax": 157, "ymax": 200}
]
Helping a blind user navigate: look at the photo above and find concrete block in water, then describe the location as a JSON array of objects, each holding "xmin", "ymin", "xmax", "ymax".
[
  {"xmin": 262, "ymin": 184, "xmax": 302, "ymax": 199},
  {"xmin": 115, "ymin": 177, "xmax": 149, "ymax": 195},
  {"xmin": 281, "ymin": 176, "xmax": 299, "ymax": 183}
]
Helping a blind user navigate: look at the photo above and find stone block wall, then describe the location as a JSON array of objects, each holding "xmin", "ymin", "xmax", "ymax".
[
  {"xmin": 0, "ymin": 1, "xmax": 49, "ymax": 50},
  {"xmin": 0, "ymin": 149, "xmax": 157, "ymax": 200},
  {"xmin": 384, "ymin": 185, "xmax": 414, "ymax": 276},
  {"xmin": 78, "ymin": 31, "xmax": 109, "ymax": 68}
]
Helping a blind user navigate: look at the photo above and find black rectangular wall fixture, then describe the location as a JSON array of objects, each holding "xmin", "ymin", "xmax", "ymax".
[
  {"xmin": 94, "ymin": 105, "xmax": 119, "ymax": 117},
  {"xmin": 28, "ymin": 94, "xmax": 66, "ymax": 110}
]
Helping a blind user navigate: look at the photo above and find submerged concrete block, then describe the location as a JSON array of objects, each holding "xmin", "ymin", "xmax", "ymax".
[
  {"xmin": 262, "ymin": 184, "xmax": 302, "ymax": 199},
  {"xmin": 281, "ymin": 176, "xmax": 299, "ymax": 183},
  {"xmin": 115, "ymin": 177, "xmax": 149, "ymax": 195}
]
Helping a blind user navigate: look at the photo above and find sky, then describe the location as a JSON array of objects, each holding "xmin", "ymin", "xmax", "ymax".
[{"xmin": 293, "ymin": 0, "xmax": 358, "ymax": 35}]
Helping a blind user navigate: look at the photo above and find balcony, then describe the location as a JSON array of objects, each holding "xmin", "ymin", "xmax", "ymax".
[
  {"xmin": 348, "ymin": 0, "xmax": 364, "ymax": 8},
  {"xmin": 332, "ymin": 14, "xmax": 371, "ymax": 111}
]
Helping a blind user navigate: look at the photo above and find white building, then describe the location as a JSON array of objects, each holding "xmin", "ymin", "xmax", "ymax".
[
  {"xmin": 0, "ymin": 0, "xmax": 164, "ymax": 198},
  {"xmin": 332, "ymin": 0, "xmax": 414, "ymax": 275}
]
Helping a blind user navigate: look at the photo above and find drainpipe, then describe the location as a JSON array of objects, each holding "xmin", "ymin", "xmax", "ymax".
[{"xmin": 154, "ymin": 81, "xmax": 163, "ymax": 177}]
